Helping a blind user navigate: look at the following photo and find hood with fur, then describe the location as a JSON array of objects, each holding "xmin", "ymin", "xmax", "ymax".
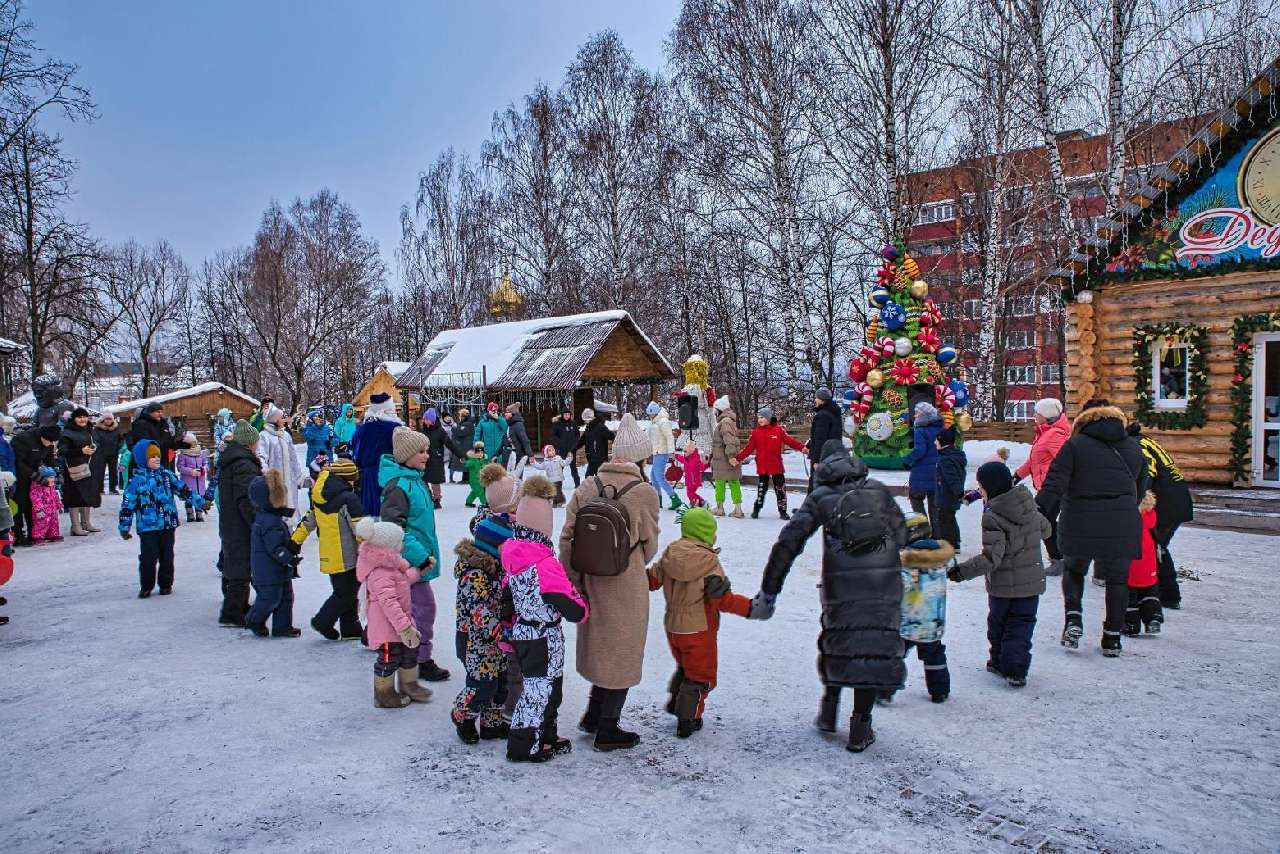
[{"xmin": 1072, "ymin": 405, "xmax": 1128, "ymax": 443}]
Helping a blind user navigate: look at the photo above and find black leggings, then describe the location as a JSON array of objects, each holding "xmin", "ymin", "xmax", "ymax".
[
  {"xmin": 823, "ymin": 685, "xmax": 876, "ymax": 715},
  {"xmin": 754, "ymin": 474, "xmax": 787, "ymax": 511}
]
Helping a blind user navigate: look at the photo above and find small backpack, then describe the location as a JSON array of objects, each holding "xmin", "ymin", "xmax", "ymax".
[
  {"xmin": 827, "ymin": 483, "xmax": 888, "ymax": 555},
  {"xmin": 571, "ymin": 476, "xmax": 643, "ymax": 577}
]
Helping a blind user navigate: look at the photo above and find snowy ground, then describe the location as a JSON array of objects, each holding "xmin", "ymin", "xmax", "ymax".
[{"xmin": 2, "ymin": 469, "xmax": 1278, "ymax": 853}]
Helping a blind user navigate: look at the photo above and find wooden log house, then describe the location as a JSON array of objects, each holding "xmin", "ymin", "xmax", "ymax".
[
  {"xmin": 1048, "ymin": 56, "xmax": 1280, "ymax": 488},
  {"xmin": 105, "ymin": 382, "xmax": 260, "ymax": 446}
]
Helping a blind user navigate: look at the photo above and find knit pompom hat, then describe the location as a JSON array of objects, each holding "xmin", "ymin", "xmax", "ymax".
[
  {"xmin": 422, "ymin": 407, "xmax": 438, "ymax": 424},
  {"xmin": 681, "ymin": 506, "xmax": 717, "ymax": 546},
  {"xmin": 515, "ymin": 476, "xmax": 556, "ymax": 538},
  {"xmin": 611, "ymin": 413, "xmax": 650, "ymax": 464},
  {"xmin": 391, "ymin": 426, "xmax": 429, "ymax": 464},
  {"xmin": 581, "ymin": 407, "xmax": 595, "ymax": 421},
  {"xmin": 977, "ymin": 461, "xmax": 1013, "ymax": 499},
  {"xmin": 329, "ymin": 458, "xmax": 359, "ymax": 485},
  {"xmin": 713, "ymin": 396, "xmax": 731, "ymax": 413},
  {"xmin": 355, "ymin": 515, "xmax": 404, "ymax": 551},
  {"xmin": 1034, "ymin": 398, "xmax": 1063, "ymax": 420},
  {"xmin": 230, "ymin": 419, "xmax": 259, "ymax": 446},
  {"xmin": 481, "ymin": 463, "xmax": 521, "ymax": 514}
]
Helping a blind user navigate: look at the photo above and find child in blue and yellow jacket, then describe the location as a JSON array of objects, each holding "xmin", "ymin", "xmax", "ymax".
[{"xmin": 119, "ymin": 439, "xmax": 203, "ymax": 598}]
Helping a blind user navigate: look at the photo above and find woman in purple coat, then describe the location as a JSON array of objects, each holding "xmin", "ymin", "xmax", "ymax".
[{"xmin": 352, "ymin": 393, "xmax": 401, "ymax": 515}]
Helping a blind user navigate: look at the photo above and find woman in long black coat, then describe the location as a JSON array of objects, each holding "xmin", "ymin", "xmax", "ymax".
[
  {"xmin": 216, "ymin": 435, "xmax": 263, "ymax": 626},
  {"xmin": 448, "ymin": 410, "xmax": 473, "ymax": 483},
  {"xmin": 418, "ymin": 410, "xmax": 466, "ymax": 507},
  {"xmin": 91, "ymin": 413, "xmax": 124, "ymax": 494},
  {"xmin": 574, "ymin": 408, "xmax": 615, "ymax": 477},
  {"xmin": 1036, "ymin": 403, "xmax": 1148, "ymax": 657},
  {"xmin": 753, "ymin": 440, "xmax": 907, "ymax": 753},
  {"xmin": 59, "ymin": 408, "xmax": 101, "ymax": 535}
]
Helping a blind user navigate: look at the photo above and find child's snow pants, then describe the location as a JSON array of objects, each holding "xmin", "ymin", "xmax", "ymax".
[
  {"xmin": 138, "ymin": 528, "xmax": 176, "ymax": 593},
  {"xmin": 987, "ymin": 594, "xmax": 1038, "ymax": 679},
  {"xmin": 452, "ymin": 630, "xmax": 507, "ymax": 728},
  {"xmin": 1125, "ymin": 585, "xmax": 1163, "ymax": 634},
  {"xmin": 666, "ymin": 628, "xmax": 720, "ymax": 720}
]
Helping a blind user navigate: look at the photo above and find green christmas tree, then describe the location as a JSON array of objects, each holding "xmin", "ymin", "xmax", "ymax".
[{"xmin": 848, "ymin": 241, "xmax": 970, "ymax": 469}]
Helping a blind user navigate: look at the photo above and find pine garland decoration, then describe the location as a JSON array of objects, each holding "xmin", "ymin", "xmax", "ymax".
[
  {"xmin": 1229, "ymin": 312, "xmax": 1280, "ymax": 481},
  {"xmin": 1131, "ymin": 323, "xmax": 1209, "ymax": 430}
]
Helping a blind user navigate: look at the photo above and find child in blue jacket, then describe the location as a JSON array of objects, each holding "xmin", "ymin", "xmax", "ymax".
[
  {"xmin": 119, "ymin": 440, "xmax": 204, "ymax": 598},
  {"xmin": 934, "ymin": 428, "xmax": 966, "ymax": 549},
  {"xmin": 245, "ymin": 469, "xmax": 302, "ymax": 637}
]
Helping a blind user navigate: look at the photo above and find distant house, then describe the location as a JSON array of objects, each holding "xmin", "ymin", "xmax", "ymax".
[
  {"xmin": 352, "ymin": 361, "xmax": 414, "ymax": 419},
  {"xmin": 0, "ymin": 337, "xmax": 25, "ymax": 408},
  {"xmin": 106, "ymin": 382, "xmax": 259, "ymax": 446},
  {"xmin": 397, "ymin": 310, "xmax": 675, "ymax": 449}
]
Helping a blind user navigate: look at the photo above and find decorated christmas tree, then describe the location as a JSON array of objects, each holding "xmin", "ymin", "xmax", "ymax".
[{"xmin": 847, "ymin": 241, "xmax": 972, "ymax": 469}]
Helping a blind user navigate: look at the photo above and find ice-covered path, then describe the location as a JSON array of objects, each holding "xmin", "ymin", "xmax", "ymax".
[{"xmin": 2, "ymin": 478, "xmax": 1277, "ymax": 853}]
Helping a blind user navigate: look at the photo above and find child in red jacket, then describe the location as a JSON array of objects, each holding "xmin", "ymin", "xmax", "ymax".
[
  {"xmin": 648, "ymin": 507, "xmax": 753, "ymax": 737},
  {"xmin": 735, "ymin": 407, "xmax": 805, "ymax": 519},
  {"xmin": 1125, "ymin": 491, "xmax": 1163, "ymax": 636}
]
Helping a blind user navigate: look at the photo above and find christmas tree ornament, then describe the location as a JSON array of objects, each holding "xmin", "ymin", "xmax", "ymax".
[
  {"xmin": 915, "ymin": 327, "xmax": 940, "ymax": 353},
  {"xmin": 955, "ymin": 410, "xmax": 973, "ymax": 432},
  {"xmin": 934, "ymin": 384, "xmax": 956, "ymax": 411},
  {"xmin": 881, "ymin": 302, "xmax": 907, "ymax": 331},
  {"xmin": 919, "ymin": 300, "xmax": 942, "ymax": 327},
  {"xmin": 936, "ymin": 344, "xmax": 957, "ymax": 365},
  {"xmin": 866, "ymin": 411, "xmax": 894, "ymax": 441},
  {"xmin": 865, "ymin": 319, "xmax": 879, "ymax": 342},
  {"xmin": 869, "ymin": 288, "xmax": 891, "ymax": 308},
  {"xmin": 682, "ymin": 355, "xmax": 709, "ymax": 389},
  {"xmin": 894, "ymin": 336, "xmax": 913, "ymax": 356},
  {"xmin": 889, "ymin": 358, "xmax": 920, "ymax": 385},
  {"xmin": 866, "ymin": 369, "xmax": 885, "ymax": 388},
  {"xmin": 942, "ymin": 410, "xmax": 955, "ymax": 428},
  {"xmin": 909, "ymin": 279, "xmax": 929, "ymax": 299},
  {"xmin": 876, "ymin": 336, "xmax": 897, "ymax": 357},
  {"xmin": 948, "ymin": 379, "xmax": 969, "ymax": 409},
  {"xmin": 843, "ymin": 389, "xmax": 857, "ymax": 405},
  {"xmin": 902, "ymin": 257, "xmax": 920, "ymax": 278},
  {"xmin": 854, "ymin": 381, "xmax": 872, "ymax": 399},
  {"xmin": 882, "ymin": 388, "xmax": 904, "ymax": 408},
  {"xmin": 848, "ymin": 357, "xmax": 870, "ymax": 383},
  {"xmin": 852, "ymin": 400, "xmax": 871, "ymax": 419},
  {"xmin": 881, "ymin": 245, "xmax": 900, "ymax": 262},
  {"xmin": 876, "ymin": 265, "xmax": 895, "ymax": 287},
  {"xmin": 893, "ymin": 268, "xmax": 913, "ymax": 290}
]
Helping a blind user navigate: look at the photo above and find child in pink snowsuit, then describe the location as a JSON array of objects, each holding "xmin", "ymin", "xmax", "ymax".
[
  {"xmin": 356, "ymin": 516, "xmax": 430, "ymax": 709},
  {"xmin": 175, "ymin": 433, "xmax": 209, "ymax": 522},
  {"xmin": 675, "ymin": 441, "xmax": 709, "ymax": 508},
  {"xmin": 30, "ymin": 465, "xmax": 63, "ymax": 543}
]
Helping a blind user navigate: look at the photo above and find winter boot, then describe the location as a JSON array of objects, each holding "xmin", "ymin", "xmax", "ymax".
[
  {"xmin": 186, "ymin": 506, "xmax": 196, "ymax": 523},
  {"xmin": 374, "ymin": 675, "xmax": 410, "ymax": 708},
  {"xmin": 729, "ymin": 505, "xmax": 745, "ymax": 519},
  {"xmin": 676, "ymin": 718, "xmax": 704, "ymax": 738},
  {"xmin": 432, "ymin": 497, "xmax": 442, "ymax": 510},
  {"xmin": 664, "ymin": 668, "xmax": 685, "ymax": 716},
  {"xmin": 1045, "ymin": 558, "xmax": 1064, "ymax": 577},
  {"xmin": 310, "ymin": 616, "xmax": 340, "ymax": 641},
  {"xmin": 271, "ymin": 627, "xmax": 302, "ymax": 637},
  {"xmin": 1005, "ymin": 674, "xmax": 1027, "ymax": 688},
  {"xmin": 847, "ymin": 713, "xmax": 876, "ymax": 753},
  {"xmin": 69, "ymin": 511, "xmax": 86, "ymax": 536},
  {"xmin": 195, "ymin": 509, "xmax": 205, "ymax": 522},
  {"xmin": 666, "ymin": 493, "xmax": 680, "ymax": 511},
  {"xmin": 1061, "ymin": 612, "xmax": 1083, "ymax": 649},
  {"xmin": 507, "ymin": 727, "xmax": 553, "ymax": 763},
  {"xmin": 776, "ymin": 494, "xmax": 790, "ymax": 520},
  {"xmin": 541, "ymin": 721, "xmax": 572, "ymax": 755},
  {"xmin": 1100, "ymin": 630, "xmax": 1123, "ymax": 658},
  {"xmin": 397, "ymin": 667, "xmax": 433, "ymax": 702},
  {"xmin": 815, "ymin": 689, "xmax": 839, "ymax": 733},
  {"xmin": 985, "ymin": 662, "xmax": 1004, "ymax": 677},
  {"xmin": 338, "ymin": 618, "xmax": 363, "ymax": 640},
  {"xmin": 579, "ymin": 686, "xmax": 603, "ymax": 734},
  {"xmin": 81, "ymin": 509, "xmax": 100, "ymax": 533},
  {"xmin": 417, "ymin": 659, "xmax": 450, "ymax": 681},
  {"xmin": 454, "ymin": 717, "xmax": 480, "ymax": 745},
  {"xmin": 673, "ymin": 680, "xmax": 707, "ymax": 738},
  {"xmin": 593, "ymin": 718, "xmax": 641, "ymax": 752},
  {"xmin": 711, "ymin": 503, "xmax": 725, "ymax": 517},
  {"xmin": 1145, "ymin": 619, "xmax": 1162, "ymax": 635},
  {"xmin": 479, "ymin": 714, "xmax": 510, "ymax": 739}
]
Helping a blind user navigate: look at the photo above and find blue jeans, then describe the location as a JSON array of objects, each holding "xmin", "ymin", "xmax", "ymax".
[
  {"xmin": 246, "ymin": 580, "xmax": 295, "ymax": 634},
  {"xmin": 650, "ymin": 454, "xmax": 676, "ymax": 498}
]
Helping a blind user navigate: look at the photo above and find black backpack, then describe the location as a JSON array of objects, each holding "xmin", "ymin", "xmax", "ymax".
[
  {"xmin": 827, "ymin": 483, "xmax": 888, "ymax": 555},
  {"xmin": 570, "ymin": 476, "xmax": 643, "ymax": 577}
]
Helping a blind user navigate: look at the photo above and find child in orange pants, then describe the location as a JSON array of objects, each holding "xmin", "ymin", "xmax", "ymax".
[{"xmin": 648, "ymin": 507, "xmax": 752, "ymax": 737}]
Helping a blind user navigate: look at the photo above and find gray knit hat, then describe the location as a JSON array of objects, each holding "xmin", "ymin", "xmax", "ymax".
[
  {"xmin": 611, "ymin": 413, "xmax": 650, "ymax": 463},
  {"xmin": 230, "ymin": 419, "xmax": 259, "ymax": 446},
  {"xmin": 392, "ymin": 426, "xmax": 429, "ymax": 464}
]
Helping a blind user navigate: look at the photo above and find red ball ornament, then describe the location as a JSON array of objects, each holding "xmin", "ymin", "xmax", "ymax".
[
  {"xmin": 849, "ymin": 359, "xmax": 870, "ymax": 382},
  {"xmin": 876, "ymin": 264, "xmax": 895, "ymax": 288},
  {"xmin": 1233, "ymin": 372, "xmax": 1244, "ymax": 383},
  {"xmin": 889, "ymin": 358, "xmax": 920, "ymax": 385}
]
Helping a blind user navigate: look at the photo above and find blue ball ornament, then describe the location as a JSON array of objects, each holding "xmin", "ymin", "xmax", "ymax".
[
  {"xmin": 843, "ymin": 389, "xmax": 857, "ymax": 403},
  {"xmin": 869, "ymin": 288, "xmax": 891, "ymax": 308},
  {"xmin": 936, "ymin": 344, "xmax": 957, "ymax": 366},
  {"xmin": 880, "ymin": 301, "xmax": 907, "ymax": 331},
  {"xmin": 948, "ymin": 379, "xmax": 969, "ymax": 408}
]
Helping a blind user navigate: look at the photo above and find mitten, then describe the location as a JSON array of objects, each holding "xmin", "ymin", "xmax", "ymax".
[
  {"xmin": 962, "ymin": 489, "xmax": 982, "ymax": 505},
  {"xmin": 704, "ymin": 574, "xmax": 731, "ymax": 599},
  {"xmin": 120, "ymin": 530, "xmax": 132, "ymax": 540},
  {"xmin": 946, "ymin": 565, "xmax": 964, "ymax": 582},
  {"xmin": 748, "ymin": 591, "xmax": 777, "ymax": 620},
  {"xmin": 399, "ymin": 625, "xmax": 422, "ymax": 648}
]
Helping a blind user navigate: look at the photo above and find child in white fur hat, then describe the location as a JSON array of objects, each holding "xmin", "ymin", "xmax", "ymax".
[{"xmin": 356, "ymin": 516, "xmax": 426, "ymax": 709}]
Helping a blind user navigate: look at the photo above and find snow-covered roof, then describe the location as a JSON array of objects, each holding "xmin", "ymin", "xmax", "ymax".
[
  {"xmin": 398, "ymin": 311, "xmax": 674, "ymax": 391},
  {"xmin": 5, "ymin": 390, "xmax": 35, "ymax": 420},
  {"xmin": 377, "ymin": 361, "xmax": 412, "ymax": 378},
  {"xmin": 105, "ymin": 382, "xmax": 259, "ymax": 415},
  {"xmin": 0, "ymin": 336, "xmax": 24, "ymax": 354}
]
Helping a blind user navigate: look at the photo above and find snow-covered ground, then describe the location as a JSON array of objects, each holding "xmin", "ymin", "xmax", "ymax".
[{"xmin": 2, "ymin": 470, "xmax": 1277, "ymax": 852}]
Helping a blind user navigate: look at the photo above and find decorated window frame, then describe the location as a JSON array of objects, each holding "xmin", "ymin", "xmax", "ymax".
[
  {"xmin": 1132, "ymin": 323, "xmax": 1208, "ymax": 430},
  {"xmin": 1229, "ymin": 312, "xmax": 1280, "ymax": 481}
]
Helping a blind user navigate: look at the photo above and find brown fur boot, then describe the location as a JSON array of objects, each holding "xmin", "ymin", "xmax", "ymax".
[
  {"xmin": 374, "ymin": 674, "xmax": 410, "ymax": 709},
  {"xmin": 398, "ymin": 667, "xmax": 433, "ymax": 703}
]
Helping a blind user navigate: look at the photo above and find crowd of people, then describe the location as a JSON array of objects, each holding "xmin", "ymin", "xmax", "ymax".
[{"xmin": 0, "ymin": 386, "xmax": 1192, "ymax": 756}]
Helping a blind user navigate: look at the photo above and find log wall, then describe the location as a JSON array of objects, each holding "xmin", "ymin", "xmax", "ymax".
[{"xmin": 1066, "ymin": 270, "xmax": 1280, "ymax": 485}]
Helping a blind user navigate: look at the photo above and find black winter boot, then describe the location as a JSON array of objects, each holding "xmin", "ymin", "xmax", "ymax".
[
  {"xmin": 418, "ymin": 659, "xmax": 450, "ymax": 681},
  {"xmin": 847, "ymin": 713, "xmax": 876, "ymax": 753},
  {"xmin": 1101, "ymin": 630, "xmax": 1123, "ymax": 658},
  {"xmin": 593, "ymin": 718, "xmax": 640, "ymax": 752},
  {"xmin": 479, "ymin": 721, "xmax": 510, "ymax": 740},
  {"xmin": 665, "ymin": 668, "xmax": 684, "ymax": 716},
  {"xmin": 541, "ymin": 720, "xmax": 572, "ymax": 755},
  {"xmin": 185, "ymin": 506, "xmax": 195, "ymax": 523},
  {"xmin": 579, "ymin": 686, "xmax": 603, "ymax": 734},
  {"xmin": 506, "ymin": 727, "xmax": 553, "ymax": 763},
  {"xmin": 1061, "ymin": 612, "xmax": 1083, "ymax": 649},
  {"xmin": 776, "ymin": 488, "xmax": 789, "ymax": 520},
  {"xmin": 310, "ymin": 616, "xmax": 340, "ymax": 641},
  {"xmin": 454, "ymin": 717, "xmax": 480, "ymax": 745},
  {"xmin": 673, "ymin": 680, "xmax": 707, "ymax": 738},
  {"xmin": 676, "ymin": 718, "xmax": 703, "ymax": 738},
  {"xmin": 815, "ymin": 688, "xmax": 839, "ymax": 733}
]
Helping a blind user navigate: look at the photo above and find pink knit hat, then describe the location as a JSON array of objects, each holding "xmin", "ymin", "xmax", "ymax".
[
  {"xmin": 515, "ymin": 477, "xmax": 555, "ymax": 538},
  {"xmin": 480, "ymin": 463, "xmax": 521, "ymax": 514}
]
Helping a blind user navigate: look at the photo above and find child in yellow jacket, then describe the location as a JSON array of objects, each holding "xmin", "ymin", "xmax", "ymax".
[{"xmin": 292, "ymin": 459, "xmax": 365, "ymax": 640}]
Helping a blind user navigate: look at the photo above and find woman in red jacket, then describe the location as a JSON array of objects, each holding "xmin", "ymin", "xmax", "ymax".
[
  {"xmin": 1014, "ymin": 398, "xmax": 1071, "ymax": 575},
  {"xmin": 735, "ymin": 407, "xmax": 805, "ymax": 519}
]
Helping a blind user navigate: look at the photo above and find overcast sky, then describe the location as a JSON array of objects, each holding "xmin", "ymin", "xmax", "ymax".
[{"xmin": 31, "ymin": 0, "xmax": 681, "ymax": 282}]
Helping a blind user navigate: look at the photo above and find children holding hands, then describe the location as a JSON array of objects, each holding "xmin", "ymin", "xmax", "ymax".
[{"xmin": 356, "ymin": 516, "xmax": 430, "ymax": 708}]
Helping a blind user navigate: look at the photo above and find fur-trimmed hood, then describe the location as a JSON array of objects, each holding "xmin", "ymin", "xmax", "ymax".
[
  {"xmin": 1072, "ymin": 405, "xmax": 1127, "ymax": 440},
  {"xmin": 900, "ymin": 539, "xmax": 957, "ymax": 569},
  {"xmin": 454, "ymin": 538, "xmax": 499, "ymax": 576}
]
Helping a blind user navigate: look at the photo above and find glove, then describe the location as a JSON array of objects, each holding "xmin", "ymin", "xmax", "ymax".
[
  {"xmin": 421, "ymin": 556, "xmax": 436, "ymax": 573},
  {"xmin": 962, "ymin": 489, "xmax": 982, "ymax": 505},
  {"xmin": 2, "ymin": 543, "xmax": 13, "ymax": 558},
  {"xmin": 120, "ymin": 530, "xmax": 132, "ymax": 541},
  {"xmin": 947, "ymin": 565, "xmax": 964, "ymax": 582},
  {"xmin": 1011, "ymin": 474, "xmax": 1022, "ymax": 486},
  {"xmin": 399, "ymin": 625, "xmax": 422, "ymax": 649},
  {"xmin": 704, "ymin": 574, "xmax": 731, "ymax": 599},
  {"xmin": 748, "ymin": 590, "xmax": 777, "ymax": 620}
]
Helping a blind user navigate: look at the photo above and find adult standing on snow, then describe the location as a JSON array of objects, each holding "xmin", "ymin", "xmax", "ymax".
[
  {"xmin": 256, "ymin": 405, "xmax": 304, "ymax": 514},
  {"xmin": 709, "ymin": 396, "xmax": 744, "ymax": 518},
  {"xmin": 560, "ymin": 414, "xmax": 659, "ymax": 751},
  {"xmin": 449, "ymin": 408, "xmax": 474, "ymax": 483},
  {"xmin": 473, "ymin": 402, "xmax": 508, "ymax": 463},
  {"xmin": 91, "ymin": 413, "xmax": 124, "ymax": 495},
  {"xmin": 551, "ymin": 407, "xmax": 581, "ymax": 489},
  {"xmin": 418, "ymin": 408, "xmax": 466, "ymax": 509},
  {"xmin": 574, "ymin": 408, "xmax": 614, "ymax": 477},
  {"xmin": 751, "ymin": 440, "xmax": 908, "ymax": 753},
  {"xmin": 127, "ymin": 402, "xmax": 176, "ymax": 472},
  {"xmin": 302, "ymin": 409, "xmax": 334, "ymax": 467},
  {"xmin": 645, "ymin": 401, "xmax": 681, "ymax": 511},
  {"xmin": 504, "ymin": 402, "xmax": 534, "ymax": 476},
  {"xmin": 60, "ymin": 408, "xmax": 102, "ymax": 536},
  {"xmin": 217, "ymin": 420, "xmax": 263, "ymax": 626},
  {"xmin": 10, "ymin": 425, "xmax": 59, "ymax": 545},
  {"xmin": 333, "ymin": 403, "xmax": 357, "ymax": 448},
  {"xmin": 807, "ymin": 389, "xmax": 842, "ymax": 491},
  {"xmin": 1014, "ymin": 398, "xmax": 1071, "ymax": 575},
  {"xmin": 352, "ymin": 393, "xmax": 401, "ymax": 516},
  {"xmin": 1035, "ymin": 401, "xmax": 1148, "ymax": 658},
  {"xmin": 1126, "ymin": 422, "xmax": 1193, "ymax": 609}
]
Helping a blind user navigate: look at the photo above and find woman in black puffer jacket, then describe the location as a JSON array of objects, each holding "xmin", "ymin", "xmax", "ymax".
[
  {"xmin": 1035, "ymin": 402, "xmax": 1148, "ymax": 658},
  {"xmin": 754, "ymin": 439, "xmax": 906, "ymax": 753}
]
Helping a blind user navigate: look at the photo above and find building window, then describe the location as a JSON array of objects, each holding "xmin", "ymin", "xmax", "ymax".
[
  {"xmin": 1153, "ymin": 341, "xmax": 1190, "ymax": 410},
  {"xmin": 1006, "ymin": 330, "xmax": 1037, "ymax": 349},
  {"xmin": 914, "ymin": 201, "xmax": 955, "ymax": 226},
  {"xmin": 1004, "ymin": 365, "xmax": 1037, "ymax": 385},
  {"xmin": 1041, "ymin": 363, "xmax": 1062, "ymax": 383},
  {"xmin": 1006, "ymin": 295, "xmax": 1036, "ymax": 316},
  {"xmin": 1004, "ymin": 400, "xmax": 1035, "ymax": 421},
  {"xmin": 963, "ymin": 299, "xmax": 982, "ymax": 319}
]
